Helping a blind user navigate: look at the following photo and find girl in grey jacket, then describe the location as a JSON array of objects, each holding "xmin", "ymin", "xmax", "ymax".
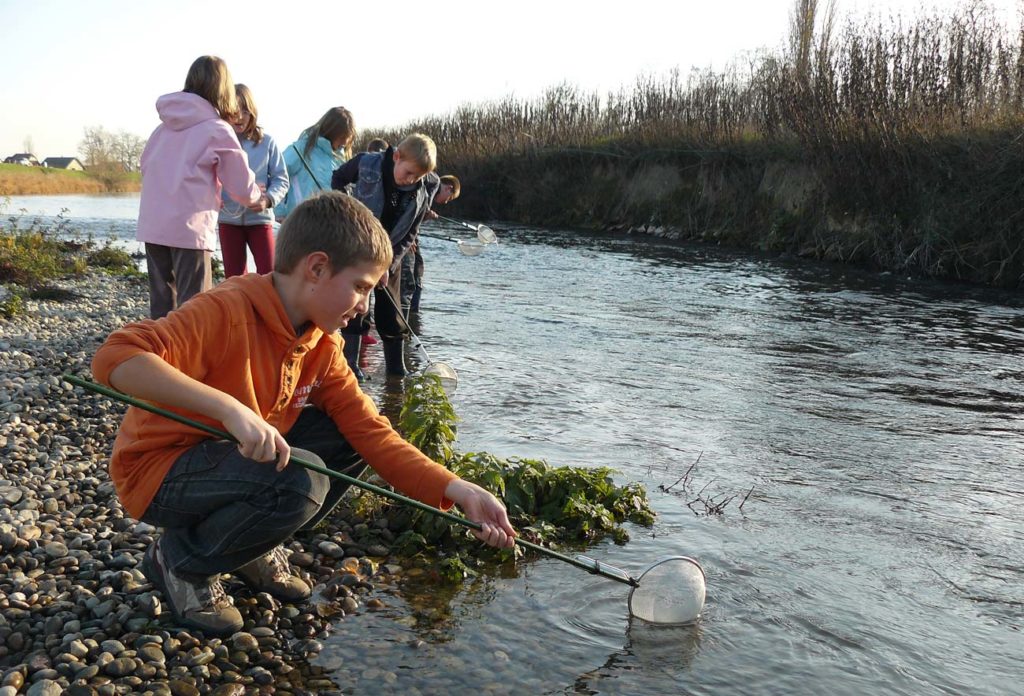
[{"xmin": 217, "ymin": 84, "xmax": 289, "ymax": 276}]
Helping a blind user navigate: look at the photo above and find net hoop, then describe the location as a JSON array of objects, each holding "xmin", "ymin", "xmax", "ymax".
[
  {"xmin": 476, "ymin": 225, "xmax": 498, "ymax": 244},
  {"xmin": 422, "ymin": 362, "xmax": 458, "ymax": 393},
  {"xmin": 627, "ymin": 556, "xmax": 706, "ymax": 625}
]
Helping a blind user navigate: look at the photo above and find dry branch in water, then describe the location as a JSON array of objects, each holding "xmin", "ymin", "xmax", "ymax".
[
  {"xmin": 660, "ymin": 451, "xmax": 702, "ymax": 492},
  {"xmin": 658, "ymin": 451, "xmax": 756, "ymax": 516}
]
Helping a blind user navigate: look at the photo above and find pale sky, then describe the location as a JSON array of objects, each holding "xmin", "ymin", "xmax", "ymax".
[{"xmin": 1, "ymin": 0, "xmax": 1019, "ymax": 160}]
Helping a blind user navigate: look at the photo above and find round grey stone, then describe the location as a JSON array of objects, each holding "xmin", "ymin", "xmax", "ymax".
[
  {"xmin": 104, "ymin": 657, "xmax": 136, "ymax": 677},
  {"xmin": 25, "ymin": 680, "xmax": 63, "ymax": 696}
]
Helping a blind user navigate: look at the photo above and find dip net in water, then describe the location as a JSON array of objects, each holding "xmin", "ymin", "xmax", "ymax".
[
  {"xmin": 458, "ymin": 240, "xmax": 486, "ymax": 256},
  {"xmin": 628, "ymin": 556, "xmax": 706, "ymax": 624},
  {"xmin": 423, "ymin": 362, "xmax": 458, "ymax": 393}
]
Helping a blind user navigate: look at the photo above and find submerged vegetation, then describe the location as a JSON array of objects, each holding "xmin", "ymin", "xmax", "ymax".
[
  {"xmin": 366, "ymin": 1, "xmax": 1024, "ymax": 287},
  {"xmin": 353, "ymin": 375, "xmax": 655, "ymax": 582}
]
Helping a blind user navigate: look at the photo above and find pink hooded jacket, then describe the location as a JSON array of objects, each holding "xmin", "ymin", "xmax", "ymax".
[{"xmin": 137, "ymin": 92, "xmax": 261, "ymax": 251}]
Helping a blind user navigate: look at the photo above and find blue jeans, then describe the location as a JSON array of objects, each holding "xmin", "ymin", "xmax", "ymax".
[{"xmin": 140, "ymin": 408, "xmax": 366, "ymax": 580}]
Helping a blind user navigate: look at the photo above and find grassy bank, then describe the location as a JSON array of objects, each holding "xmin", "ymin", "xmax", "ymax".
[
  {"xmin": 365, "ymin": 1, "xmax": 1024, "ymax": 288},
  {"xmin": 0, "ymin": 163, "xmax": 141, "ymax": 195}
]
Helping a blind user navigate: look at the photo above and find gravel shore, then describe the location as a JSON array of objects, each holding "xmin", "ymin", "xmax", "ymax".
[{"xmin": 0, "ymin": 273, "xmax": 405, "ymax": 696}]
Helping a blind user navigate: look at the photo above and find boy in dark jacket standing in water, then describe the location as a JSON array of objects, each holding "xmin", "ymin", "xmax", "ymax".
[
  {"xmin": 332, "ymin": 133, "xmax": 438, "ymax": 378},
  {"xmin": 402, "ymin": 174, "xmax": 461, "ymax": 315}
]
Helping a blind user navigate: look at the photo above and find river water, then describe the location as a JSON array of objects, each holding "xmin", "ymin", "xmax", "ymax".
[{"xmin": 5, "ymin": 194, "xmax": 1022, "ymax": 695}]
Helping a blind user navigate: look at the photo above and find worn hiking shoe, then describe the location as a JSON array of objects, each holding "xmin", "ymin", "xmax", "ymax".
[
  {"xmin": 141, "ymin": 540, "xmax": 243, "ymax": 636},
  {"xmin": 235, "ymin": 545, "xmax": 311, "ymax": 602}
]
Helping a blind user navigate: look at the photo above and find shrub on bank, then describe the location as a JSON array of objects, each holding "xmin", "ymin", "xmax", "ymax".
[
  {"xmin": 0, "ymin": 204, "xmax": 141, "ymax": 316},
  {"xmin": 86, "ymin": 244, "xmax": 138, "ymax": 275},
  {"xmin": 365, "ymin": 4, "xmax": 1024, "ymax": 173},
  {"xmin": 0, "ymin": 213, "xmax": 80, "ymax": 293}
]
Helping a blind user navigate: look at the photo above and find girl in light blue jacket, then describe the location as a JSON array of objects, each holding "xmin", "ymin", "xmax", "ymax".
[
  {"xmin": 217, "ymin": 84, "xmax": 288, "ymax": 276},
  {"xmin": 275, "ymin": 107, "xmax": 355, "ymax": 219}
]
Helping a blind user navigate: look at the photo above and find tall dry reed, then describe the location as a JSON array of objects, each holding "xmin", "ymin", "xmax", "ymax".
[
  {"xmin": 363, "ymin": 1, "xmax": 1024, "ymax": 285},
  {"xmin": 369, "ymin": 4, "xmax": 1023, "ymax": 160}
]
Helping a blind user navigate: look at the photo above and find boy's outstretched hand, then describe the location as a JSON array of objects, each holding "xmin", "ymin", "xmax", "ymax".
[{"xmin": 444, "ymin": 479, "xmax": 517, "ymax": 548}]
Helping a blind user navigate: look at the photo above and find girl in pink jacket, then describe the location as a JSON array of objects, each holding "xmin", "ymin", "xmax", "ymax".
[{"xmin": 137, "ymin": 55, "xmax": 262, "ymax": 319}]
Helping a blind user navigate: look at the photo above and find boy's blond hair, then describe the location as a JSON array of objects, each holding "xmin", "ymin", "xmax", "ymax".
[
  {"xmin": 439, "ymin": 174, "xmax": 461, "ymax": 200},
  {"xmin": 183, "ymin": 55, "xmax": 238, "ymax": 121},
  {"xmin": 396, "ymin": 133, "xmax": 437, "ymax": 173},
  {"xmin": 275, "ymin": 192, "xmax": 392, "ymax": 274}
]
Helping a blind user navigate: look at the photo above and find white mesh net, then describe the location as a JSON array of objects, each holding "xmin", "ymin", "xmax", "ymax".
[
  {"xmin": 476, "ymin": 225, "xmax": 498, "ymax": 244},
  {"xmin": 423, "ymin": 362, "xmax": 458, "ymax": 393},
  {"xmin": 458, "ymin": 240, "xmax": 486, "ymax": 256},
  {"xmin": 627, "ymin": 556, "xmax": 706, "ymax": 624}
]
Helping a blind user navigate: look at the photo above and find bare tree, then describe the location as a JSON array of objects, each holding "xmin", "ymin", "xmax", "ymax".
[
  {"xmin": 79, "ymin": 126, "xmax": 147, "ymax": 171},
  {"xmin": 111, "ymin": 131, "xmax": 146, "ymax": 172},
  {"xmin": 22, "ymin": 134, "xmax": 34, "ymax": 156},
  {"xmin": 79, "ymin": 126, "xmax": 114, "ymax": 168}
]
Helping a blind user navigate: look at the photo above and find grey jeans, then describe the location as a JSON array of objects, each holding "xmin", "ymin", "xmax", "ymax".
[
  {"xmin": 144, "ymin": 243, "xmax": 212, "ymax": 320},
  {"xmin": 140, "ymin": 408, "xmax": 366, "ymax": 580}
]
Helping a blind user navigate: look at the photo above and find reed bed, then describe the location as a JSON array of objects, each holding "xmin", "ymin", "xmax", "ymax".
[
  {"xmin": 0, "ymin": 165, "xmax": 105, "ymax": 196},
  {"xmin": 0, "ymin": 164, "xmax": 140, "ymax": 196},
  {"xmin": 368, "ymin": 3, "xmax": 1024, "ymax": 163},
  {"xmin": 364, "ymin": 2, "xmax": 1024, "ymax": 286}
]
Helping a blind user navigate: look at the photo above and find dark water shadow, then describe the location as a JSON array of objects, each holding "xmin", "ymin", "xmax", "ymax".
[{"xmin": 564, "ymin": 618, "xmax": 705, "ymax": 695}]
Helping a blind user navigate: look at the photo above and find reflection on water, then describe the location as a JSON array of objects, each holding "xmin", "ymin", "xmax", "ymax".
[
  {"xmin": 15, "ymin": 195, "xmax": 1023, "ymax": 695},
  {"xmin": 571, "ymin": 620, "xmax": 705, "ymax": 695}
]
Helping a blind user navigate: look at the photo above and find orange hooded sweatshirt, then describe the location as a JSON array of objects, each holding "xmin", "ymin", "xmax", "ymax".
[{"xmin": 91, "ymin": 274, "xmax": 457, "ymax": 520}]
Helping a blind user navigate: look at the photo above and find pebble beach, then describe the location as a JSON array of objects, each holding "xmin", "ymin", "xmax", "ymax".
[{"xmin": 0, "ymin": 273, "xmax": 414, "ymax": 696}]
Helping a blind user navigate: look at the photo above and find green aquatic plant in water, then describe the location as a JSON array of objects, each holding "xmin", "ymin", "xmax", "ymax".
[
  {"xmin": 399, "ymin": 373, "xmax": 458, "ymax": 464},
  {"xmin": 356, "ymin": 374, "xmax": 655, "ymax": 582}
]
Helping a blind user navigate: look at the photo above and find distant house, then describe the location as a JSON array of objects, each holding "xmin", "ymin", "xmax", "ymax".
[
  {"xmin": 42, "ymin": 157, "xmax": 85, "ymax": 171},
  {"xmin": 3, "ymin": 153, "xmax": 38, "ymax": 166}
]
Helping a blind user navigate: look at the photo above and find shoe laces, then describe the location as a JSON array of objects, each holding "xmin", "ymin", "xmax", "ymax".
[
  {"xmin": 265, "ymin": 545, "xmax": 293, "ymax": 582},
  {"xmin": 198, "ymin": 576, "xmax": 233, "ymax": 610}
]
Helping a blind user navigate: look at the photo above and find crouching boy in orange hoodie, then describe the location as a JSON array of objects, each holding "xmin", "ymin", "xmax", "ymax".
[{"xmin": 92, "ymin": 191, "xmax": 515, "ymax": 636}]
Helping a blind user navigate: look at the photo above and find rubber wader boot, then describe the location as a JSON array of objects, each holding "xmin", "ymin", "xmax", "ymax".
[
  {"xmin": 382, "ymin": 339, "xmax": 408, "ymax": 376},
  {"xmin": 342, "ymin": 334, "xmax": 366, "ymax": 381}
]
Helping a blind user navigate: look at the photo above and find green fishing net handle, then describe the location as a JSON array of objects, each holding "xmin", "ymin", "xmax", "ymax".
[{"xmin": 64, "ymin": 373, "xmax": 639, "ymax": 587}]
